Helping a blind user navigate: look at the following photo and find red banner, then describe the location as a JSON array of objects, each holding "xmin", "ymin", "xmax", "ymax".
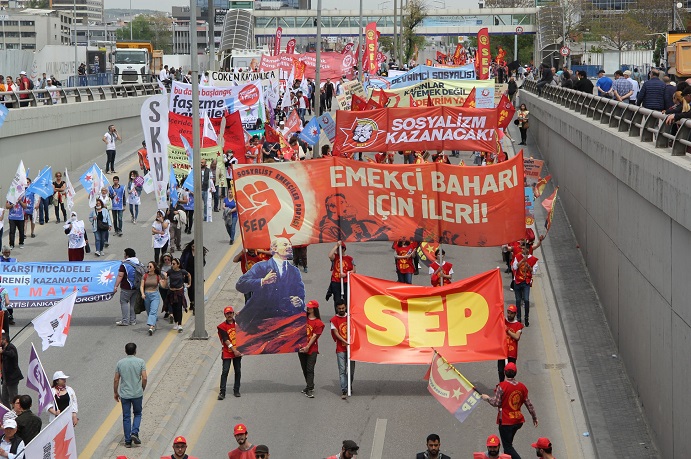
[
  {"xmin": 477, "ymin": 28, "xmax": 491, "ymax": 80},
  {"xmin": 273, "ymin": 27, "xmax": 282, "ymax": 56},
  {"xmin": 436, "ymin": 51, "xmax": 447, "ymax": 63},
  {"xmin": 286, "ymin": 38, "xmax": 296, "ymax": 54},
  {"xmin": 349, "ymin": 270, "xmax": 507, "ymax": 364},
  {"xmin": 284, "ymin": 110, "xmax": 302, "ymax": 136},
  {"xmin": 293, "ymin": 58, "xmax": 307, "ymax": 81},
  {"xmin": 365, "ymin": 22, "xmax": 379, "ymax": 74},
  {"xmin": 334, "ymin": 106, "xmax": 497, "ymax": 153},
  {"xmin": 259, "ymin": 53, "xmax": 355, "ymax": 81},
  {"xmin": 342, "ymin": 42, "xmax": 354, "ymax": 54},
  {"xmin": 233, "ymin": 154, "xmax": 525, "ymax": 248},
  {"xmin": 168, "ymin": 111, "xmax": 246, "ymax": 165},
  {"xmin": 496, "ymin": 93, "xmax": 515, "ymax": 129}
]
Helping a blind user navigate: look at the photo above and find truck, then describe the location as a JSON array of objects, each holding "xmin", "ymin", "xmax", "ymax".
[
  {"xmin": 666, "ymin": 39, "xmax": 691, "ymax": 81},
  {"xmin": 220, "ymin": 47, "xmax": 271, "ymax": 72},
  {"xmin": 112, "ymin": 42, "xmax": 163, "ymax": 85}
]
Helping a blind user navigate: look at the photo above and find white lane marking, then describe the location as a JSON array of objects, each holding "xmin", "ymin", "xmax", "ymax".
[{"xmin": 370, "ymin": 418, "xmax": 387, "ymax": 459}]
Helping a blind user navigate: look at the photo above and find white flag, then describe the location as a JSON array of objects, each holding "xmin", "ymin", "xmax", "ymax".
[
  {"xmin": 203, "ymin": 111, "xmax": 218, "ymax": 142},
  {"xmin": 31, "ymin": 291, "xmax": 76, "ymax": 351},
  {"xmin": 142, "ymin": 171, "xmax": 155, "ymax": 194},
  {"xmin": 24, "ymin": 407, "xmax": 77, "ymax": 458},
  {"xmin": 281, "ymin": 88, "xmax": 293, "ymax": 110},
  {"xmin": 64, "ymin": 168, "xmax": 76, "ymax": 212},
  {"xmin": 6, "ymin": 160, "xmax": 27, "ymax": 204}
]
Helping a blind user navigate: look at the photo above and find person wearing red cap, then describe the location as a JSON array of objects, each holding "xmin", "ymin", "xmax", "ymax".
[
  {"xmin": 532, "ymin": 438, "xmax": 555, "ymax": 459},
  {"xmin": 498, "ymin": 305, "xmax": 523, "ymax": 382},
  {"xmin": 298, "ymin": 300, "xmax": 324, "ymax": 398},
  {"xmin": 161, "ymin": 435, "xmax": 199, "ymax": 459},
  {"xmin": 217, "ymin": 306, "xmax": 243, "ymax": 400},
  {"xmin": 473, "ymin": 434, "xmax": 511, "ymax": 458},
  {"xmin": 228, "ymin": 423, "xmax": 255, "ymax": 459},
  {"xmin": 511, "ymin": 243, "xmax": 539, "ymax": 326},
  {"xmin": 481, "ymin": 362, "xmax": 538, "ymax": 459},
  {"xmin": 327, "ymin": 241, "xmax": 355, "ymax": 312}
]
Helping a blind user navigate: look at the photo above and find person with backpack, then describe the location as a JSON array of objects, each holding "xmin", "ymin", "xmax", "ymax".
[
  {"xmin": 17, "ymin": 71, "xmax": 33, "ymax": 108},
  {"xmin": 113, "ymin": 248, "xmax": 143, "ymax": 326}
]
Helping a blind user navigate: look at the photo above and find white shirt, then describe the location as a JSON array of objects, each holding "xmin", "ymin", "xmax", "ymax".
[
  {"xmin": 627, "ymin": 77, "xmax": 640, "ymax": 101},
  {"xmin": 104, "ymin": 132, "xmax": 116, "ymax": 150},
  {"xmin": 0, "ymin": 435, "xmax": 25, "ymax": 459},
  {"xmin": 159, "ymin": 68, "xmax": 168, "ymax": 81},
  {"xmin": 152, "ymin": 219, "xmax": 170, "ymax": 248},
  {"xmin": 65, "ymin": 219, "xmax": 86, "ymax": 249}
]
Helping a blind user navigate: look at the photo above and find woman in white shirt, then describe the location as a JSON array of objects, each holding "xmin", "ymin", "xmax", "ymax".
[
  {"xmin": 64, "ymin": 211, "xmax": 87, "ymax": 261},
  {"xmin": 47, "ymin": 371, "xmax": 79, "ymax": 426},
  {"xmin": 152, "ymin": 209, "xmax": 170, "ymax": 265}
]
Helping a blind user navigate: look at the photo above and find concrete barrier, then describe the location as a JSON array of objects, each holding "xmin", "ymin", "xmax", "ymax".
[
  {"xmin": 522, "ymin": 88, "xmax": 691, "ymax": 459},
  {"xmin": 0, "ymin": 97, "xmax": 147, "ymax": 189}
]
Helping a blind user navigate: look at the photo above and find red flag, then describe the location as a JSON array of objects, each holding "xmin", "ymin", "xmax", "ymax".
[
  {"xmin": 541, "ymin": 186, "xmax": 559, "ymax": 232},
  {"xmin": 273, "ymin": 27, "xmax": 283, "ymax": 56},
  {"xmin": 351, "ymin": 94, "xmax": 368, "ymax": 111},
  {"xmin": 365, "ymin": 97, "xmax": 382, "ymax": 110},
  {"xmin": 286, "ymin": 38, "xmax": 296, "ymax": 54},
  {"xmin": 427, "ymin": 94, "xmax": 434, "ymax": 107},
  {"xmin": 284, "ymin": 110, "xmax": 302, "ymax": 136},
  {"xmin": 425, "ymin": 351, "xmax": 483, "ymax": 423},
  {"xmin": 452, "ymin": 43, "xmax": 463, "ymax": 65},
  {"xmin": 426, "ymin": 59, "xmax": 433, "ymax": 66},
  {"xmin": 364, "ymin": 22, "xmax": 379, "ymax": 74},
  {"xmin": 463, "ymin": 88, "xmax": 476, "ymax": 108},
  {"xmin": 264, "ymin": 124, "xmax": 281, "ymax": 143},
  {"xmin": 373, "ymin": 89, "xmax": 389, "ymax": 107},
  {"xmin": 436, "ymin": 51, "xmax": 447, "ymax": 63},
  {"xmin": 342, "ymin": 42, "xmax": 354, "ymax": 54},
  {"xmin": 496, "ymin": 93, "xmax": 516, "ymax": 129},
  {"xmin": 534, "ymin": 175, "xmax": 551, "ymax": 198},
  {"xmin": 477, "ymin": 28, "xmax": 490, "ymax": 80}
]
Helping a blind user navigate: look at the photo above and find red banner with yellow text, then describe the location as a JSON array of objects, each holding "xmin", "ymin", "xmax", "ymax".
[
  {"xmin": 334, "ymin": 106, "xmax": 497, "ymax": 153},
  {"xmin": 233, "ymin": 154, "xmax": 525, "ymax": 248},
  {"xmin": 477, "ymin": 28, "xmax": 490, "ymax": 80},
  {"xmin": 365, "ymin": 22, "xmax": 379, "ymax": 74},
  {"xmin": 349, "ymin": 270, "xmax": 507, "ymax": 364}
]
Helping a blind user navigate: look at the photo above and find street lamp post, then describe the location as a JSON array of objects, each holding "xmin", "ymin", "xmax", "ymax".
[
  {"xmin": 73, "ymin": 0, "xmax": 78, "ymax": 87},
  {"xmin": 130, "ymin": 0, "xmax": 133, "ymax": 40},
  {"xmin": 358, "ymin": 0, "xmax": 363, "ymax": 82}
]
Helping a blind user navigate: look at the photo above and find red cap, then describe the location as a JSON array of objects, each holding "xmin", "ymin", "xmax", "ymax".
[
  {"xmin": 486, "ymin": 434, "xmax": 501, "ymax": 447},
  {"xmin": 224, "ymin": 306, "xmax": 234, "ymax": 314},
  {"xmin": 531, "ymin": 437, "xmax": 551, "ymax": 449},
  {"xmin": 507, "ymin": 304, "xmax": 517, "ymax": 312},
  {"xmin": 233, "ymin": 424, "xmax": 247, "ymax": 435},
  {"xmin": 173, "ymin": 436, "xmax": 187, "ymax": 445},
  {"xmin": 505, "ymin": 362, "xmax": 517, "ymax": 372},
  {"xmin": 306, "ymin": 300, "xmax": 319, "ymax": 309}
]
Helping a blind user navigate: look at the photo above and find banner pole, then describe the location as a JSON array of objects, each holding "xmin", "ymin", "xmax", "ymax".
[
  {"xmin": 338, "ymin": 244, "xmax": 344, "ymax": 301},
  {"xmin": 438, "ymin": 244, "xmax": 444, "ymax": 286},
  {"xmin": 346, "ymin": 273, "xmax": 351, "ymax": 397}
]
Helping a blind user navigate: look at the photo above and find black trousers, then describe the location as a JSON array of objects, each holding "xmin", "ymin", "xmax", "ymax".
[
  {"xmin": 519, "ymin": 128, "xmax": 528, "ymax": 143},
  {"xmin": 220, "ymin": 357, "xmax": 242, "ymax": 395},
  {"xmin": 298, "ymin": 352, "xmax": 317, "ymax": 391},
  {"xmin": 105, "ymin": 149, "xmax": 116, "ymax": 172},
  {"xmin": 8, "ymin": 219, "xmax": 24, "ymax": 246},
  {"xmin": 498, "ymin": 423, "xmax": 523, "ymax": 459},
  {"xmin": 497, "ymin": 357, "xmax": 517, "ymax": 382}
]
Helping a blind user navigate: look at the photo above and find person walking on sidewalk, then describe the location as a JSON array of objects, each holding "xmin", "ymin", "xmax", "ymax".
[
  {"xmin": 298, "ymin": 300, "xmax": 324, "ymax": 399},
  {"xmin": 516, "ymin": 104, "xmax": 529, "ymax": 145},
  {"xmin": 217, "ymin": 306, "xmax": 243, "ymax": 400},
  {"xmin": 103, "ymin": 125, "xmax": 121, "ymax": 174},
  {"xmin": 141, "ymin": 261, "xmax": 164, "ymax": 335},
  {"xmin": 481, "ymin": 363, "xmax": 538, "ymax": 459},
  {"xmin": 498, "ymin": 305, "xmax": 523, "ymax": 382},
  {"xmin": 330, "ymin": 299, "xmax": 354, "ymax": 400},
  {"xmin": 114, "ymin": 342, "xmax": 147, "ymax": 448}
]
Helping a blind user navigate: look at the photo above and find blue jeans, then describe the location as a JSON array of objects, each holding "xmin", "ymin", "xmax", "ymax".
[
  {"xmin": 514, "ymin": 282, "xmax": 531, "ymax": 321},
  {"xmin": 38, "ymin": 197, "xmax": 50, "ymax": 223},
  {"xmin": 202, "ymin": 191, "xmax": 209, "ymax": 221},
  {"xmin": 225, "ymin": 213, "xmax": 238, "ymax": 242},
  {"xmin": 129, "ymin": 204, "xmax": 139, "ymax": 221},
  {"xmin": 94, "ymin": 229, "xmax": 108, "ymax": 252},
  {"xmin": 121, "ymin": 396, "xmax": 142, "ymax": 443},
  {"xmin": 336, "ymin": 351, "xmax": 355, "ymax": 393},
  {"xmin": 112, "ymin": 209, "xmax": 123, "ymax": 233},
  {"xmin": 397, "ymin": 272, "xmax": 413, "ymax": 284},
  {"xmin": 144, "ymin": 291, "xmax": 160, "ymax": 327}
]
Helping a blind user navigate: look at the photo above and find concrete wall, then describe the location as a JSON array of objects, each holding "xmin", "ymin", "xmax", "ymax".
[
  {"xmin": 0, "ymin": 97, "xmax": 146, "ymax": 189},
  {"xmin": 523, "ymin": 90, "xmax": 691, "ymax": 459}
]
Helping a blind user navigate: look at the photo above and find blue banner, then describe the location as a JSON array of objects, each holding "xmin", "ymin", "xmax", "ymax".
[
  {"xmin": 317, "ymin": 113, "xmax": 336, "ymax": 143},
  {"xmin": 27, "ymin": 167, "xmax": 53, "ymax": 199},
  {"xmin": 368, "ymin": 64, "xmax": 477, "ymax": 90},
  {"xmin": 170, "ymin": 165, "xmax": 179, "ymax": 207},
  {"xmin": 0, "ymin": 261, "xmax": 121, "ymax": 308},
  {"xmin": 0, "ymin": 104, "xmax": 8, "ymax": 129},
  {"xmin": 182, "ymin": 168, "xmax": 194, "ymax": 191},
  {"xmin": 298, "ymin": 117, "xmax": 321, "ymax": 146}
]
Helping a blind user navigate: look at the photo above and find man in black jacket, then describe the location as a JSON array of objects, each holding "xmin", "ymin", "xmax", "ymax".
[
  {"xmin": 573, "ymin": 71, "xmax": 594, "ymax": 95},
  {"xmin": 0, "ymin": 331, "xmax": 23, "ymax": 407},
  {"xmin": 200, "ymin": 159, "xmax": 211, "ymax": 222},
  {"xmin": 15, "ymin": 395, "xmax": 42, "ymax": 444},
  {"xmin": 416, "ymin": 433, "xmax": 451, "ymax": 459}
]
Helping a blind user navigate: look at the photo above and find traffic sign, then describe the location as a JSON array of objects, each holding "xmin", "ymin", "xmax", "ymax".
[
  {"xmin": 560, "ymin": 46, "xmax": 570, "ymax": 56},
  {"xmin": 515, "ymin": 26, "xmax": 524, "ymax": 35}
]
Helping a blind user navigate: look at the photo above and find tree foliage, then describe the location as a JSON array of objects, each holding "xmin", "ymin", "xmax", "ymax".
[
  {"xmin": 115, "ymin": 14, "xmax": 173, "ymax": 54},
  {"xmin": 378, "ymin": 36, "xmax": 395, "ymax": 55},
  {"xmin": 26, "ymin": 0, "xmax": 49, "ymax": 8},
  {"xmin": 586, "ymin": 11, "xmax": 648, "ymax": 51},
  {"xmin": 401, "ymin": 0, "xmax": 428, "ymax": 64}
]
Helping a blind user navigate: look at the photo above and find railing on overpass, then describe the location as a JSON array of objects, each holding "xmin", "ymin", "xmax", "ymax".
[
  {"xmin": 522, "ymin": 80, "xmax": 691, "ymax": 157},
  {"xmin": 0, "ymin": 83, "xmax": 162, "ymax": 110}
]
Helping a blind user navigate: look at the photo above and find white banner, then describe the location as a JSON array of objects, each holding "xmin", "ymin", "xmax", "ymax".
[
  {"xmin": 141, "ymin": 94, "xmax": 170, "ymax": 210},
  {"xmin": 209, "ymin": 69, "xmax": 281, "ymax": 108},
  {"xmin": 24, "ymin": 407, "xmax": 77, "ymax": 458}
]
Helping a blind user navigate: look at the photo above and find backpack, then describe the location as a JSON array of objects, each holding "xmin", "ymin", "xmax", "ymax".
[
  {"xmin": 27, "ymin": 77, "xmax": 34, "ymax": 90},
  {"xmin": 124, "ymin": 260, "xmax": 146, "ymax": 289}
]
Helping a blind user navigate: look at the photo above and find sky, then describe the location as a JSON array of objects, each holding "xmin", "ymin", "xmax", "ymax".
[{"xmin": 104, "ymin": 0, "xmax": 476, "ymax": 12}]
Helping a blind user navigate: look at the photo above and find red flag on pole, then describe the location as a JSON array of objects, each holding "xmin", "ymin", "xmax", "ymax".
[
  {"xmin": 264, "ymin": 124, "xmax": 281, "ymax": 143},
  {"xmin": 424, "ymin": 351, "xmax": 483, "ymax": 422},
  {"xmin": 286, "ymin": 38, "xmax": 297, "ymax": 54},
  {"xmin": 364, "ymin": 22, "xmax": 379, "ymax": 74},
  {"xmin": 541, "ymin": 186, "xmax": 559, "ymax": 232},
  {"xmin": 273, "ymin": 27, "xmax": 282, "ymax": 56},
  {"xmin": 427, "ymin": 94, "xmax": 434, "ymax": 107},
  {"xmin": 496, "ymin": 93, "xmax": 516, "ymax": 129},
  {"xmin": 533, "ymin": 175, "xmax": 551, "ymax": 198},
  {"xmin": 351, "ymin": 94, "xmax": 368, "ymax": 111},
  {"xmin": 463, "ymin": 88, "xmax": 476, "ymax": 108}
]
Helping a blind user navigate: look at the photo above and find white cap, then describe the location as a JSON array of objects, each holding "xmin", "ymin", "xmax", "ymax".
[
  {"xmin": 3, "ymin": 419, "xmax": 16, "ymax": 429},
  {"xmin": 19, "ymin": 71, "xmax": 26, "ymax": 75},
  {"xmin": 52, "ymin": 370, "xmax": 69, "ymax": 380}
]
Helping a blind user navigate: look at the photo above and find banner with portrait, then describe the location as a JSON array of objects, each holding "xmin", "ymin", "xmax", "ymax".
[{"xmin": 233, "ymin": 154, "xmax": 525, "ymax": 249}]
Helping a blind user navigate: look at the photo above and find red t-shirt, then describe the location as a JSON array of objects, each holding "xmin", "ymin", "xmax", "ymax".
[
  {"xmin": 240, "ymin": 250, "xmax": 270, "ymax": 273},
  {"xmin": 331, "ymin": 255, "xmax": 355, "ymax": 282},
  {"xmin": 330, "ymin": 315, "xmax": 348, "ymax": 353},
  {"xmin": 217, "ymin": 320, "xmax": 238, "ymax": 359},
  {"xmin": 513, "ymin": 253, "xmax": 538, "ymax": 284},
  {"xmin": 496, "ymin": 380, "xmax": 529, "ymax": 425},
  {"xmin": 305, "ymin": 317, "xmax": 325, "ymax": 354},
  {"xmin": 228, "ymin": 446, "xmax": 256, "ymax": 459},
  {"xmin": 392, "ymin": 242, "xmax": 417, "ymax": 274},
  {"xmin": 430, "ymin": 261, "xmax": 453, "ymax": 287},
  {"xmin": 505, "ymin": 319, "xmax": 523, "ymax": 359}
]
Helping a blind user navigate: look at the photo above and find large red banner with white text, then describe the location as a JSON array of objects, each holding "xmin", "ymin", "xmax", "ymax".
[
  {"xmin": 334, "ymin": 106, "xmax": 498, "ymax": 153},
  {"xmin": 233, "ymin": 154, "xmax": 525, "ymax": 248},
  {"xmin": 349, "ymin": 270, "xmax": 507, "ymax": 364},
  {"xmin": 260, "ymin": 52, "xmax": 355, "ymax": 81}
]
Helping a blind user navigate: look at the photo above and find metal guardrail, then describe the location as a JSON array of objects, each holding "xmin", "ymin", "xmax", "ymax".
[
  {"xmin": 522, "ymin": 80, "xmax": 691, "ymax": 157},
  {"xmin": 0, "ymin": 83, "xmax": 162, "ymax": 110}
]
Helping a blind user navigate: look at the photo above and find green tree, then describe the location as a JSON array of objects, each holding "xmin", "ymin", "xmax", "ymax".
[
  {"xmin": 379, "ymin": 36, "xmax": 394, "ymax": 55},
  {"xmin": 26, "ymin": 0, "xmax": 49, "ymax": 7},
  {"xmin": 489, "ymin": 35, "xmax": 535, "ymax": 65},
  {"xmin": 115, "ymin": 14, "xmax": 173, "ymax": 54},
  {"xmin": 401, "ymin": 0, "xmax": 428, "ymax": 64},
  {"xmin": 587, "ymin": 12, "xmax": 648, "ymax": 53}
]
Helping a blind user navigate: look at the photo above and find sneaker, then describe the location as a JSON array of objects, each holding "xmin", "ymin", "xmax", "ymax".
[
  {"xmin": 30, "ymin": 234, "xmax": 35, "ymax": 238},
  {"xmin": 303, "ymin": 266, "xmax": 308, "ymax": 273},
  {"xmin": 177, "ymin": 326, "xmax": 183, "ymax": 333},
  {"xmin": 168, "ymin": 315, "xmax": 174, "ymax": 324},
  {"xmin": 218, "ymin": 393, "xmax": 225, "ymax": 400},
  {"xmin": 305, "ymin": 390, "xmax": 314, "ymax": 398},
  {"xmin": 148, "ymin": 327, "xmax": 154, "ymax": 336},
  {"xmin": 95, "ymin": 251, "xmax": 101, "ymax": 257},
  {"xmin": 301, "ymin": 388, "xmax": 308, "ymax": 395},
  {"xmin": 124, "ymin": 442, "xmax": 132, "ymax": 448},
  {"xmin": 115, "ymin": 321, "xmax": 129, "ymax": 326},
  {"xmin": 118, "ymin": 232, "xmax": 123, "ymax": 237},
  {"xmin": 105, "ymin": 243, "xmax": 109, "ymax": 248},
  {"xmin": 341, "ymin": 391, "xmax": 347, "ymax": 400},
  {"xmin": 233, "ymin": 391, "xmax": 241, "ymax": 397},
  {"xmin": 18, "ymin": 244, "xmax": 23, "ymax": 249},
  {"xmin": 9, "ymin": 246, "xmax": 13, "ymax": 249},
  {"xmin": 525, "ymin": 318, "xmax": 530, "ymax": 327},
  {"xmin": 130, "ymin": 433, "xmax": 141, "ymax": 445},
  {"xmin": 172, "ymin": 324, "xmax": 179, "ymax": 330}
]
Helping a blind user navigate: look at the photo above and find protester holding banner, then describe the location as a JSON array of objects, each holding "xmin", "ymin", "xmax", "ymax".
[
  {"xmin": 64, "ymin": 211, "xmax": 88, "ymax": 261},
  {"xmin": 23, "ymin": 179, "xmax": 36, "ymax": 239},
  {"xmin": 298, "ymin": 300, "xmax": 324, "ymax": 399},
  {"xmin": 511, "ymin": 244, "xmax": 539, "ymax": 326},
  {"xmin": 89, "ymin": 199, "xmax": 112, "ymax": 257},
  {"xmin": 429, "ymin": 249, "xmax": 453, "ymax": 287},
  {"xmin": 99, "ymin": 186, "xmax": 113, "ymax": 248},
  {"xmin": 330, "ymin": 299, "xmax": 353, "ymax": 400},
  {"xmin": 498, "ymin": 305, "xmax": 523, "ymax": 382},
  {"xmin": 47, "ymin": 371, "xmax": 78, "ymax": 426},
  {"xmin": 327, "ymin": 242, "xmax": 354, "ymax": 311},
  {"xmin": 5, "ymin": 200, "xmax": 25, "ymax": 250},
  {"xmin": 0, "ymin": 331, "xmax": 23, "ymax": 407},
  {"xmin": 392, "ymin": 237, "xmax": 417, "ymax": 284}
]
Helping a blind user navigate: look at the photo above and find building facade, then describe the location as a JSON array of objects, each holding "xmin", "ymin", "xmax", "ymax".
[
  {"xmin": 49, "ymin": 0, "xmax": 103, "ymax": 23},
  {"xmin": 0, "ymin": 8, "xmax": 72, "ymax": 50}
]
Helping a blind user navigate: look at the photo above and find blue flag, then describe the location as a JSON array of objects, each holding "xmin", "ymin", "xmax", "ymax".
[
  {"xmin": 298, "ymin": 117, "xmax": 321, "ymax": 146},
  {"xmin": 182, "ymin": 168, "xmax": 194, "ymax": 191},
  {"xmin": 79, "ymin": 164, "xmax": 110, "ymax": 195},
  {"xmin": 27, "ymin": 167, "xmax": 53, "ymax": 199},
  {"xmin": 170, "ymin": 165, "xmax": 179, "ymax": 207},
  {"xmin": 181, "ymin": 135, "xmax": 194, "ymax": 166},
  {"xmin": 0, "ymin": 104, "xmax": 8, "ymax": 129}
]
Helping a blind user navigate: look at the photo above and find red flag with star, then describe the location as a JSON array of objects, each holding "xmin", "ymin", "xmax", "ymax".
[
  {"xmin": 463, "ymin": 87, "xmax": 476, "ymax": 108},
  {"xmin": 425, "ymin": 351, "xmax": 482, "ymax": 423},
  {"xmin": 541, "ymin": 186, "xmax": 559, "ymax": 233},
  {"xmin": 496, "ymin": 93, "xmax": 515, "ymax": 129},
  {"xmin": 351, "ymin": 94, "xmax": 368, "ymax": 111}
]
